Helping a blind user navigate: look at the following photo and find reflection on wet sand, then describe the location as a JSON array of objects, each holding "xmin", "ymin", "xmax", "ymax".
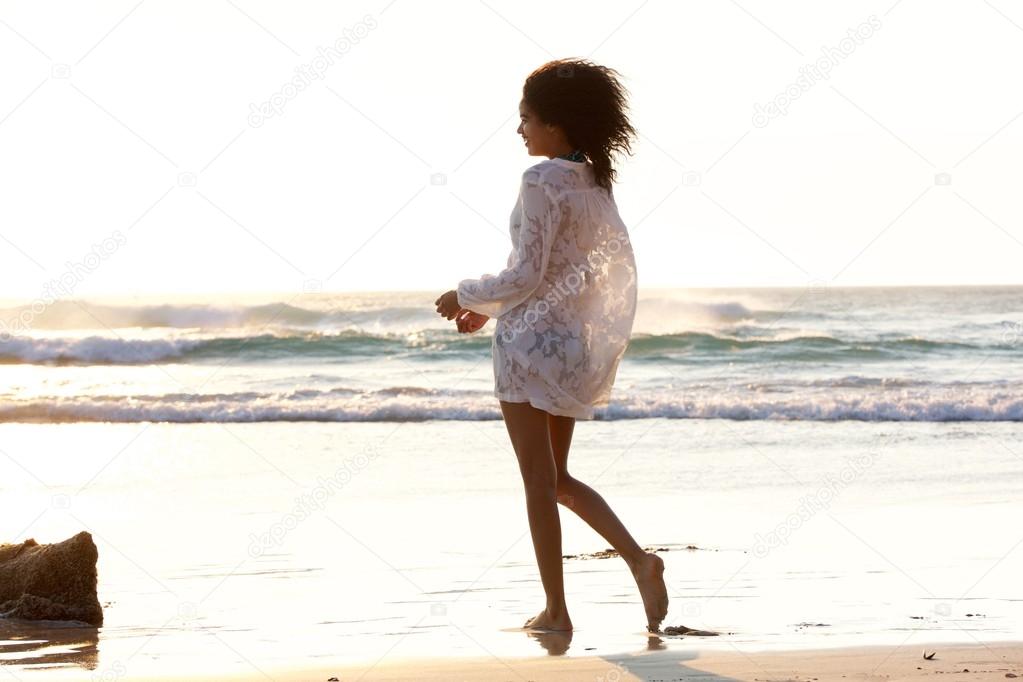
[
  {"xmin": 0, "ymin": 619, "xmax": 99, "ymax": 671},
  {"xmin": 523, "ymin": 627, "xmax": 572, "ymax": 655}
]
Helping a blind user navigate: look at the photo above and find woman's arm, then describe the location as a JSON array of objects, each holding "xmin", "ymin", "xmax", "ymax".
[{"xmin": 455, "ymin": 169, "xmax": 561, "ymax": 319}]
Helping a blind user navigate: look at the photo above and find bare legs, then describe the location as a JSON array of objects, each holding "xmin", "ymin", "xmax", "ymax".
[
  {"xmin": 547, "ymin": 411, "xmax": 669, "ymax": 632},
  {"xmin": 499, "ymin": 400, "xmax": 669, "ymax": 632},
  {"xmin": 548, "ymin": 413, "xmax": 646, "ymax": 568},
  {"xmin": 500, "ymin": 400, "xmax": 571, "ymax": 631}
]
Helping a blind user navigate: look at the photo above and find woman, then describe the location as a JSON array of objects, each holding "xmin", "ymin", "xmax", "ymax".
[{"xmin": 434, "ymin": 58, "xmax": 668, "ymax": 633}]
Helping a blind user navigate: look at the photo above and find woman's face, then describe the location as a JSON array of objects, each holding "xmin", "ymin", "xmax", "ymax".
[{"xmin": 517, "ymin": 100, "xmax": 564, "ymax": 158}]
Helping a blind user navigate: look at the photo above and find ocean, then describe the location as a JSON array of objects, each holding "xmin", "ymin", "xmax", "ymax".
[
  {"xmin": 2, "ymin": 285, "xmax": 1022, "ymax": 423},
  {"xmin": 1, "ymin": 285, "xmax": 1021, "ymax": 678}
]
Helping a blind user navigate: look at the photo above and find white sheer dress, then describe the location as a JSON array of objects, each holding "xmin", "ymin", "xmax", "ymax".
[{"xmin": 456, "ymin": 157, "xmax": 638, "ymax": 419}]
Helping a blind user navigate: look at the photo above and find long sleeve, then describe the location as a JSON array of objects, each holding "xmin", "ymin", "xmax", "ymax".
[{"xmin": 456, "ymin": 169, "xmax": 562, "ymax": 319}]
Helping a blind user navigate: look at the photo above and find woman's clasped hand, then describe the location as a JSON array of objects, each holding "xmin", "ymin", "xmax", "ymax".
[{"xmin": 434, "ymin": 289, "xmax": 489, "ymax": 334}]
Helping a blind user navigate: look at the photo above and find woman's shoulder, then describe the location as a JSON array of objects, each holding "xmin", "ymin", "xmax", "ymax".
[
  {"xmin": 521, "ymin": 159, "xmax": 595, "ymax": 195},
  {"xmin": 522, "ymin": 158, "xmax": 561, "ymax": 180}
]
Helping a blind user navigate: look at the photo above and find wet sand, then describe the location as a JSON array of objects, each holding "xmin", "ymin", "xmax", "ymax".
[
  {"xmin": 1, "ymin": 421, "xmax": 1020, "ymax": 679},
  {"xmin": 294, "ymin": 640, "xmax": 1023, "ymax": 682},
  {"xmin": 26, "ymin": 639, "xmax": 1019, "ymax": 681}
]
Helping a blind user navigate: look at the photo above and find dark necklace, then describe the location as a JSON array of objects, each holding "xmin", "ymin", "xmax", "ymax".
[{"xmin": 556, "ymin": 149, "xmax": 586, "ymax": 162}]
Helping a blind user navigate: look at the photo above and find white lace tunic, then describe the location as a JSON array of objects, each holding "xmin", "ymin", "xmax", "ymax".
[{"xmin": 456, "ymin": 158, "xmax": 638, "ymax": 419}]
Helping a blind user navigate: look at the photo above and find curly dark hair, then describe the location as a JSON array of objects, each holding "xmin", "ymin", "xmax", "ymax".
[{"xmin": 522, "ymin": 58, "xmax": 637, "ymax": 196}]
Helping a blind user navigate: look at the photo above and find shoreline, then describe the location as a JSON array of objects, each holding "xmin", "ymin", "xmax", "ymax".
[{"xmin": 55, "ymin": 638, "xmax": 1018, "ymax": 681}]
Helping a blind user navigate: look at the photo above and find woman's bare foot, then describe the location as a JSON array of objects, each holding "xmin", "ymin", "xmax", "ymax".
[
  {"xmin": 522, "ymin": 607, "xmax": 573, "ymax": 631},
  {"xmin": 632, "ymin": 552, "xmax": 669, "ymax": 632}
]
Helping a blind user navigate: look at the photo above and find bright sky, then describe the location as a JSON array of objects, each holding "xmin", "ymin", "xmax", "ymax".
[{"xmin": 1, "ymin": 0, "xmax": 1021, "ymax": 299}]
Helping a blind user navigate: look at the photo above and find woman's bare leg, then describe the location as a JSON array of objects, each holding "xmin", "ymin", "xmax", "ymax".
[
  {"xmin": 547, "ymin": 413, "xmax": 669, "ymax": 631},
  {"xmin": 499, "ymin": 400, "xmax": 572, "ymax": 631}
]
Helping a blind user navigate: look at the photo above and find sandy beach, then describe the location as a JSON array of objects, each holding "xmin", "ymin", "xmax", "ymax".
[
  {"xmin": 30, "ymin": 639, "xmax": 1019, "ymax": 681},
  {"xmin": 265, "ymin": 640, "xmax": 1023, "ymax": 682},
  {"xmin": 323, "ymin": 642, "xmax": 1023, "ymax": 682},
  {"xmin": 3, "ymin": 416, "xmax": 1021, "ymax": 680}
]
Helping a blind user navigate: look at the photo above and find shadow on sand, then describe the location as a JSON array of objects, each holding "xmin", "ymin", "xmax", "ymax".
[{"xmin": 519, "ymin": 625, "xmax": 743, "ymax": 681}]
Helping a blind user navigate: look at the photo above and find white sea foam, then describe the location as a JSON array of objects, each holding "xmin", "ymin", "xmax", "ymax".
[
  {"xmin": 3, "ymin": 386, "xmax": 1021, "ymax": 422},
  {"xmin": 0, "ymin": 335, "xmax": 205, "ymax": 364}
]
